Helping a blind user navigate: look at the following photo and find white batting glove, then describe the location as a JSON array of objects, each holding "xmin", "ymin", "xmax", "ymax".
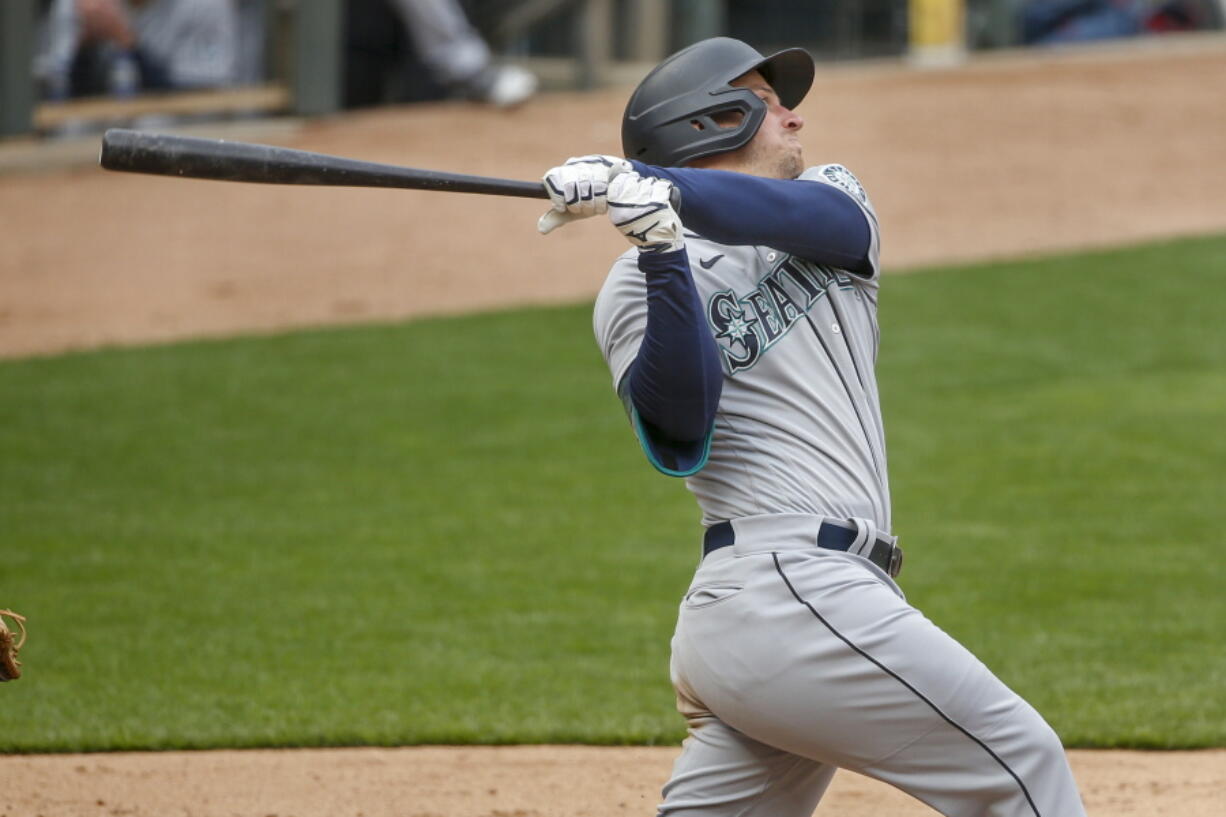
[
  {"xmin": 537, "ymin": 154, "xmax": 633, "ymax": 235},
  {"xmin": 607, "ymin": 173, "xmax": 684, "ymax": 253}
]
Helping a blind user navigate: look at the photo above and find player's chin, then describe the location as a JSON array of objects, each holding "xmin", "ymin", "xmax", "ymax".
[{"xmin": 780, "ymin": 151, "xmax": 805, "ymax": 180}]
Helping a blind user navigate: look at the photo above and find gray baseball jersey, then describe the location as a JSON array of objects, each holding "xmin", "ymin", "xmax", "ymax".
[{"xmin": 594, "ymin": 164, "xmax": 889, "ymax": 530}]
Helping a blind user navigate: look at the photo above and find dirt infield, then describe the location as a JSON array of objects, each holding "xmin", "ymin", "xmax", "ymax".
[
  {"xmin": 2, "ymin": 745, "xmax": 1225, "ymax": 816},
  {"xmin": 3, "ymin": 35, "xmax": 1226, "ymax": 816}
]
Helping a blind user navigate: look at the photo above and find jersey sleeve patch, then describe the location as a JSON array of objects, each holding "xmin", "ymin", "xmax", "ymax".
[{"xmin": 820, "ymin": 164, "xmax": 868, "ymax": 205}]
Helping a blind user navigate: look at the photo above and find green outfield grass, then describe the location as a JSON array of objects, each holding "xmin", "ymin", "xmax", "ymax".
[{"xmin": 1, "ymin": 234, "xmax": 1223, "ymax": 752}]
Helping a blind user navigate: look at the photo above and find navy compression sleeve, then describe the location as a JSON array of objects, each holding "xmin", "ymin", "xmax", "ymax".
[
  {"xmin": 629, "ymin": 161, "xmax": 872, "ymax": 274},
  {"xmin": 627, "ymin": 247, "xmax": 723, "ymax": 443}
]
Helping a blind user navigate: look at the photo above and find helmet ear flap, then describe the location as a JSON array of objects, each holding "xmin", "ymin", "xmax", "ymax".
[
  {"xmin": 625, "ymin": 86, "xmax": 767, "ymax": 167},
  {"xmin": 674, "ymin": 92, "xmax": 768, "ymax": 166},
  {"xmin": 687, "ymin": 95, "xmax": 756, "ymax": 135}
]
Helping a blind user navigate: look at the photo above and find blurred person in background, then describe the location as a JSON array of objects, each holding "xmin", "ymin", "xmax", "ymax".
[
  {"xmin": 1019, "ymin": 0, "xmax": 1211, "ymax": 44},
  {"xmin": 344, "ymin": 0, "xmax": 538, "ymax": 109},
  {"xmin": 34, "ymin": 0, "xmax": 239, "ymax": 100}
]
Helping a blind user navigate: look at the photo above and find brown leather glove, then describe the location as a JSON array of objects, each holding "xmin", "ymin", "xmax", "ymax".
[{"xmin": 1, "ymin": 609, "xmax": 26, "ymax": 681}]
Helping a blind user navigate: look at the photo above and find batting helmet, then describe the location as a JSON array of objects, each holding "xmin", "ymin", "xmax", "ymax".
[{"xmin": 622, "ymin": 37, "xmax": 815, "ymax": 168}]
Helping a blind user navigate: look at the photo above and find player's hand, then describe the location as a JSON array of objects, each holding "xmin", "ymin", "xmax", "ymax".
[
  {"xmin": 607, "ymin": 173, "xmax": 684, "ymax": 253},
  {"xmin": 537, "ymin": 155, "xmax": 633, "ymax": 235}
]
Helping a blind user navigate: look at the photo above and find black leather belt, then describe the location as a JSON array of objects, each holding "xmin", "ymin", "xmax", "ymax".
[{"xmin": 703, "ymin": 519, "xmax": 904, "ymax": 578}]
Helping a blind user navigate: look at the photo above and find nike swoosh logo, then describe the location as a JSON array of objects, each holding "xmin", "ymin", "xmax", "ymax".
[{"xmin": 699, "ymin": 254, "xmax": 725, "ymax": 270}]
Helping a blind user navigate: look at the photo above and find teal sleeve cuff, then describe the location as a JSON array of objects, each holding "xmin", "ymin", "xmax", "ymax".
[
  {"xmin": 631, "ymin": 404, "xmax": 713, "ymax": 477},
  {"xmin": 620, "ymin": 379, "xmax": 713, "ymax": 477}
]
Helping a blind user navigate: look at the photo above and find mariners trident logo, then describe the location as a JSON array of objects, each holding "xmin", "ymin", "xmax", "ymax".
[{"xmin": 707, "ymin": 257, "xmax": 853, "ymax": 373}]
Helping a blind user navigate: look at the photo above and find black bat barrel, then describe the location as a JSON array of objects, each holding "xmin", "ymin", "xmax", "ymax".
[{"xmin": 99, "ymin": 129, "xmax": 548, "ymax": 198}]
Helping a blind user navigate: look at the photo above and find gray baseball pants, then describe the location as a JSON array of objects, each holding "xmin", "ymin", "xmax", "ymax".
[{"xmin": 658, "ymin": 514, "xmax": 1086, "ymax": 816}]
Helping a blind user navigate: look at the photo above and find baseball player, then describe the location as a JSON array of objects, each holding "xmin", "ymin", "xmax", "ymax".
[{"xmin": 538, "ymin": 38, "xmax": 1087, "ymax": 816}]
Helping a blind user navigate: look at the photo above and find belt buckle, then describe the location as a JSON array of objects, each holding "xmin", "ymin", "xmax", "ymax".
[{"xmin": 887, "ymin": 541, "xmax": 904, "ymax": 578}]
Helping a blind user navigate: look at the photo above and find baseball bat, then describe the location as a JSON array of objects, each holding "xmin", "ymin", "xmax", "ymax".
[
  {"xmin": 99, "ymin": 129, "xmax": 682, "ymax": 211},
  {"xmin": 99, "ymin": 128, "xmax": 546, "ymax": 198}
]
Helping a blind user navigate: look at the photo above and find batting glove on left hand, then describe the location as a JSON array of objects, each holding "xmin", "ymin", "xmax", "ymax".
[
  {"xmin": 538, "ymin": 155, "xmax": 633, "ymax": 235},
  {"xmin": 607, "ymin": 173, "xmax": 684, "ymax": 253}
]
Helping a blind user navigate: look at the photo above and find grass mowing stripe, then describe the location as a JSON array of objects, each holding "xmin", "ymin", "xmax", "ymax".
[{"xmin": 1, "ymin": 234, "xmax": 1223, "ymax": 751}]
